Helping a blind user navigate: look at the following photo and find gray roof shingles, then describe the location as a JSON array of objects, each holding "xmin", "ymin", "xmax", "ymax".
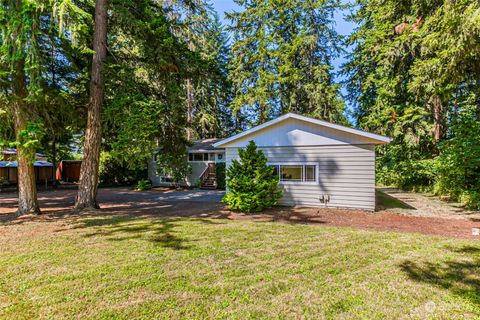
[{"xmin": 187, "ymin": 138, "xmax": 225, "ymax": 152}]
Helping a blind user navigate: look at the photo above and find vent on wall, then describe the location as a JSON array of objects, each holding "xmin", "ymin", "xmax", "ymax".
[{"xmin": 319, "ymin": 194, "xmax": 331, "ymax": 204}]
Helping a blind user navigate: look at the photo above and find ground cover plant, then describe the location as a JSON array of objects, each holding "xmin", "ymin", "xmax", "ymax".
[{"xmin": 0, "ymin": 213, "xmax": 478, "ymax": 319}]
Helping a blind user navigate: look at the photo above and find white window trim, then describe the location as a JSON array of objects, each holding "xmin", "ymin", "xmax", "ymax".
[{"xmin": 267, "ymin": 162, "xmax": 319, "ymax": 185}]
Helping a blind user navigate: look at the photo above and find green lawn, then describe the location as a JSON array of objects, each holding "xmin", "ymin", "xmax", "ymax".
[{"xmin": 0, "ymin": 214, "xmax": 479, "ymax": 319}]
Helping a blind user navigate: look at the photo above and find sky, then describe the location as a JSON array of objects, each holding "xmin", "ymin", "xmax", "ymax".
[{"xmin": 210, "ymin": 0, "xmax": 357, "ymax": 116}]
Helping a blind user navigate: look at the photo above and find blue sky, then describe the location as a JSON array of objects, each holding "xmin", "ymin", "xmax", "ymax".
[{"xmin": 210, "ymin": 0, "xmax": 357, "ymax": 117}]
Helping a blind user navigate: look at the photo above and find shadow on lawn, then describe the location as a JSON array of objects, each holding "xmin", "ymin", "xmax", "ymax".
[
  {"xmin": 400, "ymin": 245, "xmax": 480, "ymax": 308},
  {"xmin": 74, "ymin": 213, "xmax": 224, "ymax": 250}
]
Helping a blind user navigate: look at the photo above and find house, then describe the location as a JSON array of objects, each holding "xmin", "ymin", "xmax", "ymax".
[
  {"xmin": 213, "ymin": 113, "xmax": 391, "ymax": 211},
  {"xmin": 0, "ymin": 149, "xmax": 54, "ymax": 185},
  {"xmin": 149, "ymin": 138, "xmax": 226, "ymax": 188},
  {"xmin": 149, "ymin": 113, "xmax": 390, "ymax": 210}
]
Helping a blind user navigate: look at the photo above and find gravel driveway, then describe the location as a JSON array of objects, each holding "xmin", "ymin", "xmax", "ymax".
[{"xmin": 378, "ymin": 188, "xmax": 480, "ymax": 220}]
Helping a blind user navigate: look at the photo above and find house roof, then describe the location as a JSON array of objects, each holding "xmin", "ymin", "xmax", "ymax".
[
  {"xmin": 2, "ymin": 148, "xmax": 47, "ymax": 158},
  {"xmin": 213, "ymin": 113, "xmax": 392, "ymax": 148},
  {"xmin": 187, "ymin": 138, "xmax": 224, "ymax": 152},
  {"xmin": 0, "ymin": 160, "xmax": 53, "ymax": 168}
]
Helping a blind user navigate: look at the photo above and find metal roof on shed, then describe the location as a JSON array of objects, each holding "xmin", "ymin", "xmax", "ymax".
[{"xmin": 0, "ymin": 161, "xmax": 53, "ymax": 168}]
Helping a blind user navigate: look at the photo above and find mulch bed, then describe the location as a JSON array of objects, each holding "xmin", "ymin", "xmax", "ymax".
[{"xmin": 1, "ymin": 188, "xmax": 479, "ymax": 240}]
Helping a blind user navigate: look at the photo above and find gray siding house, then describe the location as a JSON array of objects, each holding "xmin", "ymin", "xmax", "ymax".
[
  {"xmin": 149, "ymin": 138, "xmax": 226, "ymax": 188},
  {"xmin": 213, "ymin": 113, "xmax": 391, "ymax": 211},
  {"xmin": 149, "ymin": 113, "xmax": 390, "ymax": 210}
]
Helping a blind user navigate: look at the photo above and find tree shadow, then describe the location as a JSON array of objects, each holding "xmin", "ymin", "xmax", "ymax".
[
  {"xmin": 399, "ymin": 245, "xmax": 480, "ymax": 308},
  {"xmin": 80, "ymin": 216, "xmax": 186, "ymax": 249},
  {"xmin": 376, "ymin": 189, "xmax": 416, "ymax": 211},
  {"xmin": 71, "ymin": 214, "xmax": 223, "ymax": 250}
]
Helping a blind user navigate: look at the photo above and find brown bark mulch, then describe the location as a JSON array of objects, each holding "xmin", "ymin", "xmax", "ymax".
[{"xmin": 1, "ymin": 188, "xmax": 479, "ymax": 240}]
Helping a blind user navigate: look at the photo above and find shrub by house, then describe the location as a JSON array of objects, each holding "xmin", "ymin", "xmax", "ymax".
[{"xmin": 223, "ymin": 141, "xmax": 282, "ymax": 213}]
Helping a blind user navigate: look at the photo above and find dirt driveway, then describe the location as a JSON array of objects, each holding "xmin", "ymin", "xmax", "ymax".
[{"xmin": 0, "ymin": 187, "xmax": 479, "ymax": 239}]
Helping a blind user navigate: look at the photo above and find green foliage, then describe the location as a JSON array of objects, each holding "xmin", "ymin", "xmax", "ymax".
[
  {"xmin": 156, "ymin": 151, "xmax": 191, "ymax": 188},
  {"xmin": 377, "ymin": 155, "xmax": 436, "ymax": 191},
  {"xmin": 215, "ymin": 162, "xmax": 226, "ymax": 190},
  {"xmin": 102, "ymin": 0, "xmax": 233, "ymax": 174},
  {"xmin": 17, "ymin": 122, "xmax": 46, "ymax": 162},
  {"xmin": 99, "ymin": 152, "xmax": 147, "ymax": 186},
  {"xmin": 223, "ymin": 141, "xmax": 283, "ymax": 213},
  {"xmin": 345, "ymin": 0, "xmax": 480, "ymax": 206},
  {"xmin": 228, "ymin": 0, "xmax": 345, "ymax": 125},
  {"xmin": 434, "ymin": 109, "xmax": 480, "ymax": 209},
  {"xmin": 135, "ymin": 179, "xmax": 152, "ymax": 191}
]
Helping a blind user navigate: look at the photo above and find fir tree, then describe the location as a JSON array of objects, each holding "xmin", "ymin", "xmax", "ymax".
[
  {"xmin": 223, "ymin": 141, "xmax": 283, "ymax": 213},
  {"xmin": 0, "ymin": 0, "xmax": 90, "ymax": 214},
  {"xmin": 227, "ymin": 0, "xmax": 345, "ymax": 125}
]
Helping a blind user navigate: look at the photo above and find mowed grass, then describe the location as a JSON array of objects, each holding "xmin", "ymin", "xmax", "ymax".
[{"xmin": 0, "ymin": 214, "xmax": 479, "ymax": 319}]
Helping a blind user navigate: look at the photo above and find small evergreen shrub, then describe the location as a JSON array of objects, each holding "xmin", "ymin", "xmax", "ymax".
[
  {"xmin": 135, "ymin": 179, "xmax": 152, "ymax": 191},
  {"xmin": 215, "ymin": 162, "xmax": 226, "ymax": 190},
  {"xmin": 223, "ymin": 141, "xmax": 283, "ymax": 213}
]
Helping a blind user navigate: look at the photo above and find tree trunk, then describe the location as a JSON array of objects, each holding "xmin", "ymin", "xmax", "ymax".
[
  {"xmin": 52, "ymin": 137, "xmax": 57, "ymax": 188},
  {"xmin": 431, "ymin": 94, "xmax": 443, "ymax": 144},
  {"xmin": 75, "ymin": 0, "xmax": 108, "ymax": 211},
  {"xmin": 13, "ymin": 58, "xmax": 41, "ymax": 215},
  {"xmin": 186, "ymin": 78, "xmax": 193, "ymax": 141}
]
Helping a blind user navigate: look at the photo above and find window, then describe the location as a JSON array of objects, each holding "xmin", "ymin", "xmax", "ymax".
[
  {"xmin": 281, "ymin": 165, "xmax": 303, "ymax": 181},
  {"xmin": 305, "ymin": 165, "xmax": 316, "ymax": 182},
  {"xmin": 268, "ymin": 163, "xmax": 317, "ymax": 183},
  {"xmin": 188, "ymin": 153, "xmax": 212, "ymax": 162}
]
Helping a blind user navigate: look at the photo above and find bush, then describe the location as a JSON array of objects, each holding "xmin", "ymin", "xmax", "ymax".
[
  {"xmin": 376, "ymin": 143, "xmax": 436, "ymax": 190},
  {"xmin": 135, "ymin": 179, "xmax": 152, "ymax": 191},
  {"xmin": 215, "ymin": 162, "xmax": 226, "ymax": 190},
  {"xmin": 434, "ymin": 111, "xmax": 480, "ymax": 209},
  {"xmin": 377, "ymin": 158, "xmax": 437, "ymax": 191},
  {"xmin": 155, "ymin": 152, "xmax": 191, "ymax": 188},
  {"xmin": 223, "ymin": 141, "xmax": 283, "ymax": 213},
  {"xmin": 99, "ymin": 152, "xmax": 147, "ymax": 186}
]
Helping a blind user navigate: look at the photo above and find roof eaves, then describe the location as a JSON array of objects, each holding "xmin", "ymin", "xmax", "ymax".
[{"xmin": 213, "ymin": 113, "xmax": 392, "ymax": 147}]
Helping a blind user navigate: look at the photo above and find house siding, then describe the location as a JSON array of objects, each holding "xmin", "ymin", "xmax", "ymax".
[{"xmin": 225, "ymin": 144, "xmax": 376, "ymax": 211}]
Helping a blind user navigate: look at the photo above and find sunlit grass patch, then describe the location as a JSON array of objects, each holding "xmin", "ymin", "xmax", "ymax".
[{"xmin": 0, "ymin": 214, "xmax": 478, "ymax": 319}]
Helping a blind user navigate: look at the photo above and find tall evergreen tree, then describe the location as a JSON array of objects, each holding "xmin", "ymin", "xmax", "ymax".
[
  {"xmin": 163, "ymin": 0, "xmax": 234, "ymax": 140},
  {"xmin": 227, "ymin": 0, "xmax": 345, "ymax": 125},
  {"xmin": 75, "ymin": 0, "xmax": 108, "ymax": 211},
  {"xmin": 0, "ymin": 0, "xmax": 90, "ymax": 215},
  {"xmin": 344, "ymin": 0, "xmax": 480, "ymax": 145},
  {"xmin": 344, "ymin": 0, "xmax": 480, "ymax": 192}
]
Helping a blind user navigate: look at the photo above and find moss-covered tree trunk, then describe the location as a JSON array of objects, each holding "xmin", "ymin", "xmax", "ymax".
[
  {"xmin": 75, "ymin": 0, "xmax": 107, "ymax": 211},
  {"xmin": 13, "ymin": 57, "xmax": 40, "ymax": 215}
]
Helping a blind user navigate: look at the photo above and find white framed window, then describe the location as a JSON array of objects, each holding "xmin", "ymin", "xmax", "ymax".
[{"xmin": 268, "ymin": 163, "xmax": 318, "ymax": 184}]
